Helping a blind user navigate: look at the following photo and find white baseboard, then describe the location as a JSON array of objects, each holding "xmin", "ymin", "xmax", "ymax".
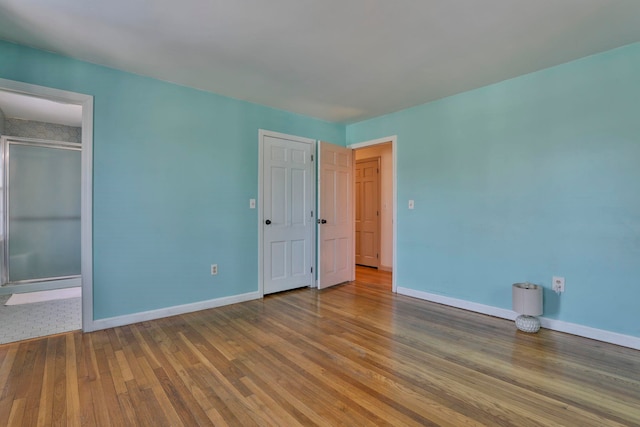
[
  {"xmin": 397, "ymin": 287, "xmax": 640, "ymax": 351},
  {"xmin": 537, "ymin": 317, "xmax": 640, "ymax": 350},
  {"xmin": 85, "ymin": 291, "xmax": 261, "ymax": 332},
  {"xmin": 378, "ymin": 265, "xmax": 393, "ymax": 272}
]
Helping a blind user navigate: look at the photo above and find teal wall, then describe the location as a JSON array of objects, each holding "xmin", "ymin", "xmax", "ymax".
[
  {"xmin": 3, "ymin": 38, "xmax": 639, "ymax": 339},
  {"xmin": 0, "ymin": 40, "xmax": 345, "ymax": 319},
  {"xmin": 347, "ymin": 42, "xmax": 640, "ymax": 337}
]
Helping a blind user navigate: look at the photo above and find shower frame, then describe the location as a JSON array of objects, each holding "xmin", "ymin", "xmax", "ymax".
[{"xmin": 0, "ymin": 135, "xmax": 82, "ymax": 286}]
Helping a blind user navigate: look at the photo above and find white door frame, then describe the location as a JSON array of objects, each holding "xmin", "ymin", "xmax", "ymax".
[
  {"xmin": 349, "ymin": 136, "xmax": 397, "ymax": 293},
  {"xmin": 0, "ymin": 78, "xmax": 94, "ymax": 330},
  {"xmin": 258, "ymin": 129, "xmax": 316, "ymax": 297}
]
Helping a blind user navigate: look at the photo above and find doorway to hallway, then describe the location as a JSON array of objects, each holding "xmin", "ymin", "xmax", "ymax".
[{"xmin": 353, "ymin": 141, "xmax": 393, "ymax": 275}]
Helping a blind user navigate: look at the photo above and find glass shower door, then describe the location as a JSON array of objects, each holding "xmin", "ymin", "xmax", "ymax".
[{"xmin": 5, "ymin": 139, "xmax": 81, "ymax": 283}]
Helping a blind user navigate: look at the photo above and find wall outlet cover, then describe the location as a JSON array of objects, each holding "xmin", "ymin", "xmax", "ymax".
[{"xmin": 552, "ymin": 276, "xmax": 565, "ymax": 293}]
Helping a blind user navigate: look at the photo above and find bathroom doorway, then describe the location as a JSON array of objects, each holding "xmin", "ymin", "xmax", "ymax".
[{"xmin": 0, "ymin": 79, "xmax": 93, "ymax": 342}]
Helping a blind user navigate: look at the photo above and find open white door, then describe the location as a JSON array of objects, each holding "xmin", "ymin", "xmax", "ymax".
[{"xmin": 318, "ymin": 141, "xmax": 354, "ymax": 289}]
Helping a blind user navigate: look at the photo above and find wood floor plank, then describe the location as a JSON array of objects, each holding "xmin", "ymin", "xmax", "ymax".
[
  {"xmin": 0, "ymin": 266, "xmax": 639, "ymax": 426},
  {"xmin": 292, "ymin": 350, "xmax": 423, "ymax": 425},
  {"xmin": 51, "ymin": 336, "xmax": 67, "ymax": 425},
  {"xmin": 74, "ymin": 334, "xmax": 98, "ymax": 426},
  {"xmin": 124, "ymin": 379, "xmax": 155, "ymax": 427},
  {"xmin": 115, "ymin": 391, "xmax": 137, "ymax": 426},
  {"xmin": 93, "ymin": 345, "xmax": 125, "ymax": 426},
  {"xmin": 65, "ymin": 334, "xmax": 81, "ymax": 427},
  {"xmin": 175, "ymin": 332, "xmax": 262, "ymax": 426},
  {"xmin": 6, "ymin": 397, "xmax": 25, "ymax": 427},
  {"xmin": 233, "ymin": 357, "xmax": 329, "ymax": 426},
  {"xmin": 258, "ymin": 341, "xmax": 383, "ymax": 426},
  {"xmin": 35, "ymin": 337, "xmax": 56, "ymax": 427},
  {"xmin": 136, "ymin": 355, "xmax": 185, "ymax": 427},
  {"xmin": 133, "ymin": 323, "xmax": 219, "ymax": 426}
]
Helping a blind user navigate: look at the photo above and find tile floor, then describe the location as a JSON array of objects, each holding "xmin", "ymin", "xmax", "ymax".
[{"xmin": 0, "ymin": 292, "xmax": 81, "ymax": 345}]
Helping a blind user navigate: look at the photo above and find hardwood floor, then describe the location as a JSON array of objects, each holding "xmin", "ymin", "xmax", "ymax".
[
  {"xmin": 355, "ymin": 264, "xmax": 392, "ymax": 289},
  {"xmin": 0, "ymin": 267, "xmax": 638, "ymax": 426}
]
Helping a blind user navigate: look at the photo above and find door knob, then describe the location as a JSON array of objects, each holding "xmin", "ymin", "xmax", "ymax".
[
  {"xmin": 321, "ymin": 219, "xmax": 327, "ymax": 224},
  {"xmin": 265, "ymin": 219, "xmax": 271, "ymax": 225}
]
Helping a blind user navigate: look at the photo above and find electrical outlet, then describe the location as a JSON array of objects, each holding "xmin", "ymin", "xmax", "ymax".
[
  {"xmin": 249, "ymin": 199, "xmax": 256, "ymax": 209},
  {"xmin": 408, "ymin": 199, "xmax": 415, "ymax": 209},
  {"xmin": 211, "ymin": 264, "xmax": 218, "ymax": 275},
  {"xmin": 552, "ymin": 276, "xmax": 565, "ymax": 293}
]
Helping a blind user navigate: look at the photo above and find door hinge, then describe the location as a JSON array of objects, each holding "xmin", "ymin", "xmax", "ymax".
[
  {"xmin": 311, "ymin": 210, "xmax": 314, "ymax": 217},
  {"xmin": 311, "ymin": 267, "xmax": 313, "ymax": 273},
  {"xmin": 377, "ymin": 211, "xmax": 379, "ymax": 216},
  {"xmin": 377, "ymin": 168, "xmax": 379, "ymax": 173},
  {"xmin": 311, "ymin": 154, "xmax": 314, "ymax": 161},
  {"xmin": 377, "ymin": 253, "xmax": 379, "ymax": 259}
]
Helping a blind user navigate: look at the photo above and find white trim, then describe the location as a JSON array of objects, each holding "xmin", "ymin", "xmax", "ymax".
[
  {"xmin": 537, "ymin": 318, "xmax": 640, "ymax": 350},
  {"xmin": 397, "ymin": 287, "xmax": 516, "ymax": 319},
  {"xmin": 258, "ymin": 130, "xmax": 316, "ymax": 297},
  {"xmin": 0, "ymin": 78, "xmax": 90, "ymax": 104},
  {"xmin": 348, "ymin": 135, "xmax": 397, "ymax": 293},
  {"xmin": 258, "ymin": 130, "xmax": 265, "ymax": 296},
  {"xmin": 397, "ymin": 287, "xmax": 640, "ymax": 351},
  {"xmin": 91, "ymin": 291, "xmax": 261, "ymax": 331},
  {"xmin": 80, "ymin": 94, "xmax": 94, "ymax": 332},
  {"xmin": 349, "ymin": 136, "xmax": 396, "ymax": 150},
  {"xmin": 0, "ymin": 78, "xmax": 94, "ymax": 333},
  {"xmin": 311, "ymin": 141, "xmax": 317, "ymax": 288}
]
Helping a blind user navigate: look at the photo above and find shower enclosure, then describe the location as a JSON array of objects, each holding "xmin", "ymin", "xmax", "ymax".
[{"xmin": 0, "ymin": 136, "xmax": 81, "ymax": 287}]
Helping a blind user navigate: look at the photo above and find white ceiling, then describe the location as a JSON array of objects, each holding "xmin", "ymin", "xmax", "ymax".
[{"xmin": 1, "ymin": 0, "xmax": 639, "ymax": 124}]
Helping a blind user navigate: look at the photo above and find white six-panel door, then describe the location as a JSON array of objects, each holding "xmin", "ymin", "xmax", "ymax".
[
  {"xmin": 318, "ymin": 141, "xmax": 354, "ymax": 289},
  {"xmin": 262, "ymin": 133, "xmax": 314, "ymax": 294}
]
